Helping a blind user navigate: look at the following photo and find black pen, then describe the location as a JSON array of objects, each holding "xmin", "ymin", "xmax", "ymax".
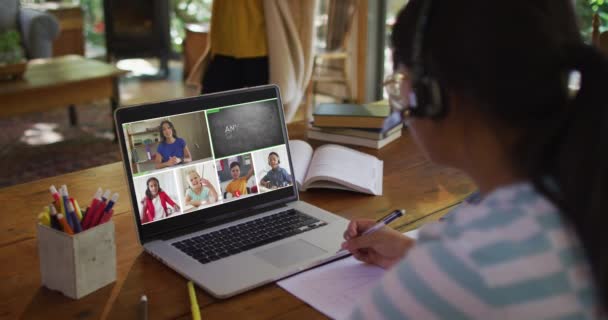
[
  {"xmin": 361, "ymin": 209, "xmax": 406, "ymax": 236},
  {"xmin": 337, "ymin": 209, "xmax": 406, "ymax": 254}
]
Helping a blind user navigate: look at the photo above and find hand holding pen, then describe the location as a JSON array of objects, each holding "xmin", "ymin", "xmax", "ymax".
[{"xmin": 340, "ymin": 209, "xmax": 415, "ymax": 269}]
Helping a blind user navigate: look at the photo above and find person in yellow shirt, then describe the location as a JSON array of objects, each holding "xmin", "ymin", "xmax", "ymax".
[
  {"xmin": 225, "ymin": 161, "xmax": 254, "ymax": 198},
  {"xmin": 187, "ymin": 1, "xmax": 317, "ymax": 122},
  {"xmin": 201, "ymin": 0, "xmax": 268, "ymax": 94}
]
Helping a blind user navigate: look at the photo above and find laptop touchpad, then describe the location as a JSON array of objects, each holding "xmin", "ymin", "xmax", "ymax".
[{"xmin": 254, "ymin": 239, "xmax": 327, "ymax": 269}]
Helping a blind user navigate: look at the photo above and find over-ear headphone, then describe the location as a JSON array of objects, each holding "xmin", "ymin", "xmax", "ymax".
[
  {"xmin": 409, "ymin": 0, "xmax": 447, "ymax": 118},
  {"xmin": 269, "ymin": 152, "xmax": 280, "ymax": 164}
]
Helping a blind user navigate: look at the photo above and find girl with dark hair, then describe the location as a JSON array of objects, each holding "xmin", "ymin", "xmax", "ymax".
[
  {"xmin": 155, "ymin": 120, "xmax": 192, "ymax": 169},
  {"xmin": 341, "ymin": 0, "xmax": 606, "ymax": 318},
  {"xmin": 140, "ymin": 177, "xmax": 180, "ymax": 223}
]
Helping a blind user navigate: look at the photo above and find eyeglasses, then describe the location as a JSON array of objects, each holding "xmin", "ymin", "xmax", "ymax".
[{"xmin": 383, "ymin": 72, "xmax": 411, "ymax": 119}]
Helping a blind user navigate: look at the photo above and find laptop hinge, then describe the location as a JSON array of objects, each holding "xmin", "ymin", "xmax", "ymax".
[{"xmin": 157, "ymin": 202, "xmax": 289, "ymax": 241}]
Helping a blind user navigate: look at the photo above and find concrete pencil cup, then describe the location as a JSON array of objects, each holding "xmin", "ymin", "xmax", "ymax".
[{"xmin": 36, "ymin": 221, "xmax": 116, "ymax": 299}]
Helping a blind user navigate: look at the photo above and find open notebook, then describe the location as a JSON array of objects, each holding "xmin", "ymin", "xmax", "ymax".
[{"xmin": 289, "ymin": 140, "xmax": 383, "ymax": 196}]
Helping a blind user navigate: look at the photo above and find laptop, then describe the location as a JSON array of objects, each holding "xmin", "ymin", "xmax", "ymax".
[{"xmin": 114, "ymin": 85, "xmax": 350, "ymax": 298}]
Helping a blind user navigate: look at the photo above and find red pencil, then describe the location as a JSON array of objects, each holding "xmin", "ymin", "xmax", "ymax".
[
  {"xmin": 98, "ymin": 209, "xmax": 114, "ymax": 225},
  {"xmin": 91, "ymin": 193, "xmax": 118, "ymax": 228},
  {"xmin": 83, "ymin": 190, "xmax": 110, "ymax": 230},
  {"xmin": 81, "ymin": 188, "xmax": 103, "ymax": 228}
]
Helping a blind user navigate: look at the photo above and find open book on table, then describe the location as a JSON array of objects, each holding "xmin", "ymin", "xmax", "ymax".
[{"xmin": 288, "ymin": 140, "xmax": 383, "ymax": 196}]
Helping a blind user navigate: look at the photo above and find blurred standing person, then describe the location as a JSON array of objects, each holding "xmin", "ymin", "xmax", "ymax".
[
  {"xmin": 187, "ymin": 0, "xmax": 317, "ymax": 122},
  {"xmin": 201, "ymin": 0, "xmax": 269, "ymax": 94}
]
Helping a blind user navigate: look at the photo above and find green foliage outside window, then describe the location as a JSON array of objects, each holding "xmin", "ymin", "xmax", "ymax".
[
  {"xmin": 575, "ymin": 0, "xmax": 608, "ymax": 41},
  {"xmin": 170, "ymin": 0, "xmax": 213, "ymax": 52},
  {"xmin": 78, "ymin": 0, "xmax": 104, "ymax": 49},
  {"xmin": 34, "ymin": 0, "xmax": 212, "ymax": 54}
]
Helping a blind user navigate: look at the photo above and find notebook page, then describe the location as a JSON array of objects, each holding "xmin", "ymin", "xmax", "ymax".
[
  {"xmin": 277, "ymin": 229, "xmax": 419, "ymax": 319},
  {"xmin": 288, "ymin": 140, "xmax": 314, "ymax": 188},
  {"xmin": 305, "ymin": 144, "xmax": 383, "ymax": 195}
]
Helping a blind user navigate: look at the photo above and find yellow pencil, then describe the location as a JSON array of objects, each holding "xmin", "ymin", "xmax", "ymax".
[
  {"xmin": 38, "ymin": 211, "xmax": 50, "ymax": 227},
  {"xmin": 59, "ymin": 195, "xmax": 65, "ymax": 215},
  {"xmin": 72, "ymin": 198, "xmax": 83, "ymax": 221},
  {"xmin": 187, "ymin": 281, "xmax": 201, "ymax": 320}
]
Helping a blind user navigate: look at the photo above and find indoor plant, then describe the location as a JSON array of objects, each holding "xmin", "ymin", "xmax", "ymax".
[
  {"xmin": 0, "ymin": 30, "xmax": 24, "ymax": 64},
  {"xmin": 0, "ymin": 29, "xmax": 26, "ymax": 80}
]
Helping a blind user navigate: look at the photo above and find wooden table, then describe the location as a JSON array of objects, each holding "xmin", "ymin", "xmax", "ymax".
[
  {"xmin": 0, "ymin": 122, "xmax": 476, "ymax": 319},
  {"xmin": 0, "ymin": 55, "xmax": 127, "ymax": 127}
]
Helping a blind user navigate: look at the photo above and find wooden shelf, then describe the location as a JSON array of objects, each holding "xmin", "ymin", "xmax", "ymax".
[
  {"xmin": 133, "ymin": 141, "xmax": 160, "ymax": 147},
  {"xmin": 129, "ymin": 130, "xmax": 160, "ymax": 136}
]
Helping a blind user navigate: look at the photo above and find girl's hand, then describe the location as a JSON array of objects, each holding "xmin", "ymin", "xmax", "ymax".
[{"xmin": 341, "ymin": 219, "xmax": 415, "ymax": 269}]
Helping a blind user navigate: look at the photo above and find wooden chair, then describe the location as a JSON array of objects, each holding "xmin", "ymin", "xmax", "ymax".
[{"xmin": 309, "ymin": 0, "xmax": 358, "ymax": 111}]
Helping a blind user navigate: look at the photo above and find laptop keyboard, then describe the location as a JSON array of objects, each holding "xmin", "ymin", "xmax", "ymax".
[{"xmin": 172, "ymin": 209, "xmax": 327, "ymax": 264}]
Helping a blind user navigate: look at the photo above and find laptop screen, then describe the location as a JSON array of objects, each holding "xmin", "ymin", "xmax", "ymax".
[{"xmin": 115, "ymin": 86, "xmax": 298, "ymax": 242}]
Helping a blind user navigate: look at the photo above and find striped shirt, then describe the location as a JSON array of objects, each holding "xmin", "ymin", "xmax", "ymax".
[{"xmin": 348, "ymin": 183, "xmax": 600, "ymax": 319}]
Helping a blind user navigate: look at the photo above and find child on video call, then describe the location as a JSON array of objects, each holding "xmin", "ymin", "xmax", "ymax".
[
  {"xmin": 140, "ymin": 177, "xmax": 180, "ymax": 223},
  {"xmin": 225, "ymin": 161, "xmax": 254, "ymax": 198},
  {"xmin": 185, "ymin": 169, "xmax": 219, "ymax": 208},
  {"xmin": 260, "ymin": 152, "xmax": 292, "ymax": 189}
]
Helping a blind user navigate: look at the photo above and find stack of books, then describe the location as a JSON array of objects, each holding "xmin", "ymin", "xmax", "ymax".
[{"xmin": 308, "ymin": 101, "xmax": 403, "ymax": 149}]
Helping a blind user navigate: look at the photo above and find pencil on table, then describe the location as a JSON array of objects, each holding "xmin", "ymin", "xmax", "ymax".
[
  {"xmin": 140, "ymin": 294, "xmax": 148, "ymax": 320},
  {"xmin": 187, "ymin": 281, "xmax": 201, "ymax": 320}
]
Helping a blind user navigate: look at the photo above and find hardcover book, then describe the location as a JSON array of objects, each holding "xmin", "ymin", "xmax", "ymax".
[
  {"xmin": 308, "ymin": 122, "xmax": 403, "ymax": 140},
  {"xmin": 307, "ymin": 127, "xmax": 402, "ymax": 149},
  {"xmin": 312, "ymin": 102, "xmax": 391, "ymax": 129}
]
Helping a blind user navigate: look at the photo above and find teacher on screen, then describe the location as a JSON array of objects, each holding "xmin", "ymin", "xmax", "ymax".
[{"xmin": 155, "ymin": 120, "xmax": 192, "ymax": 169}]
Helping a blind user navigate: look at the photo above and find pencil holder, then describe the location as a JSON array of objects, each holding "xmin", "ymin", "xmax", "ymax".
[{"xmin": 36, "ymin": 221, "xmax": 116, "ymax": 299}]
